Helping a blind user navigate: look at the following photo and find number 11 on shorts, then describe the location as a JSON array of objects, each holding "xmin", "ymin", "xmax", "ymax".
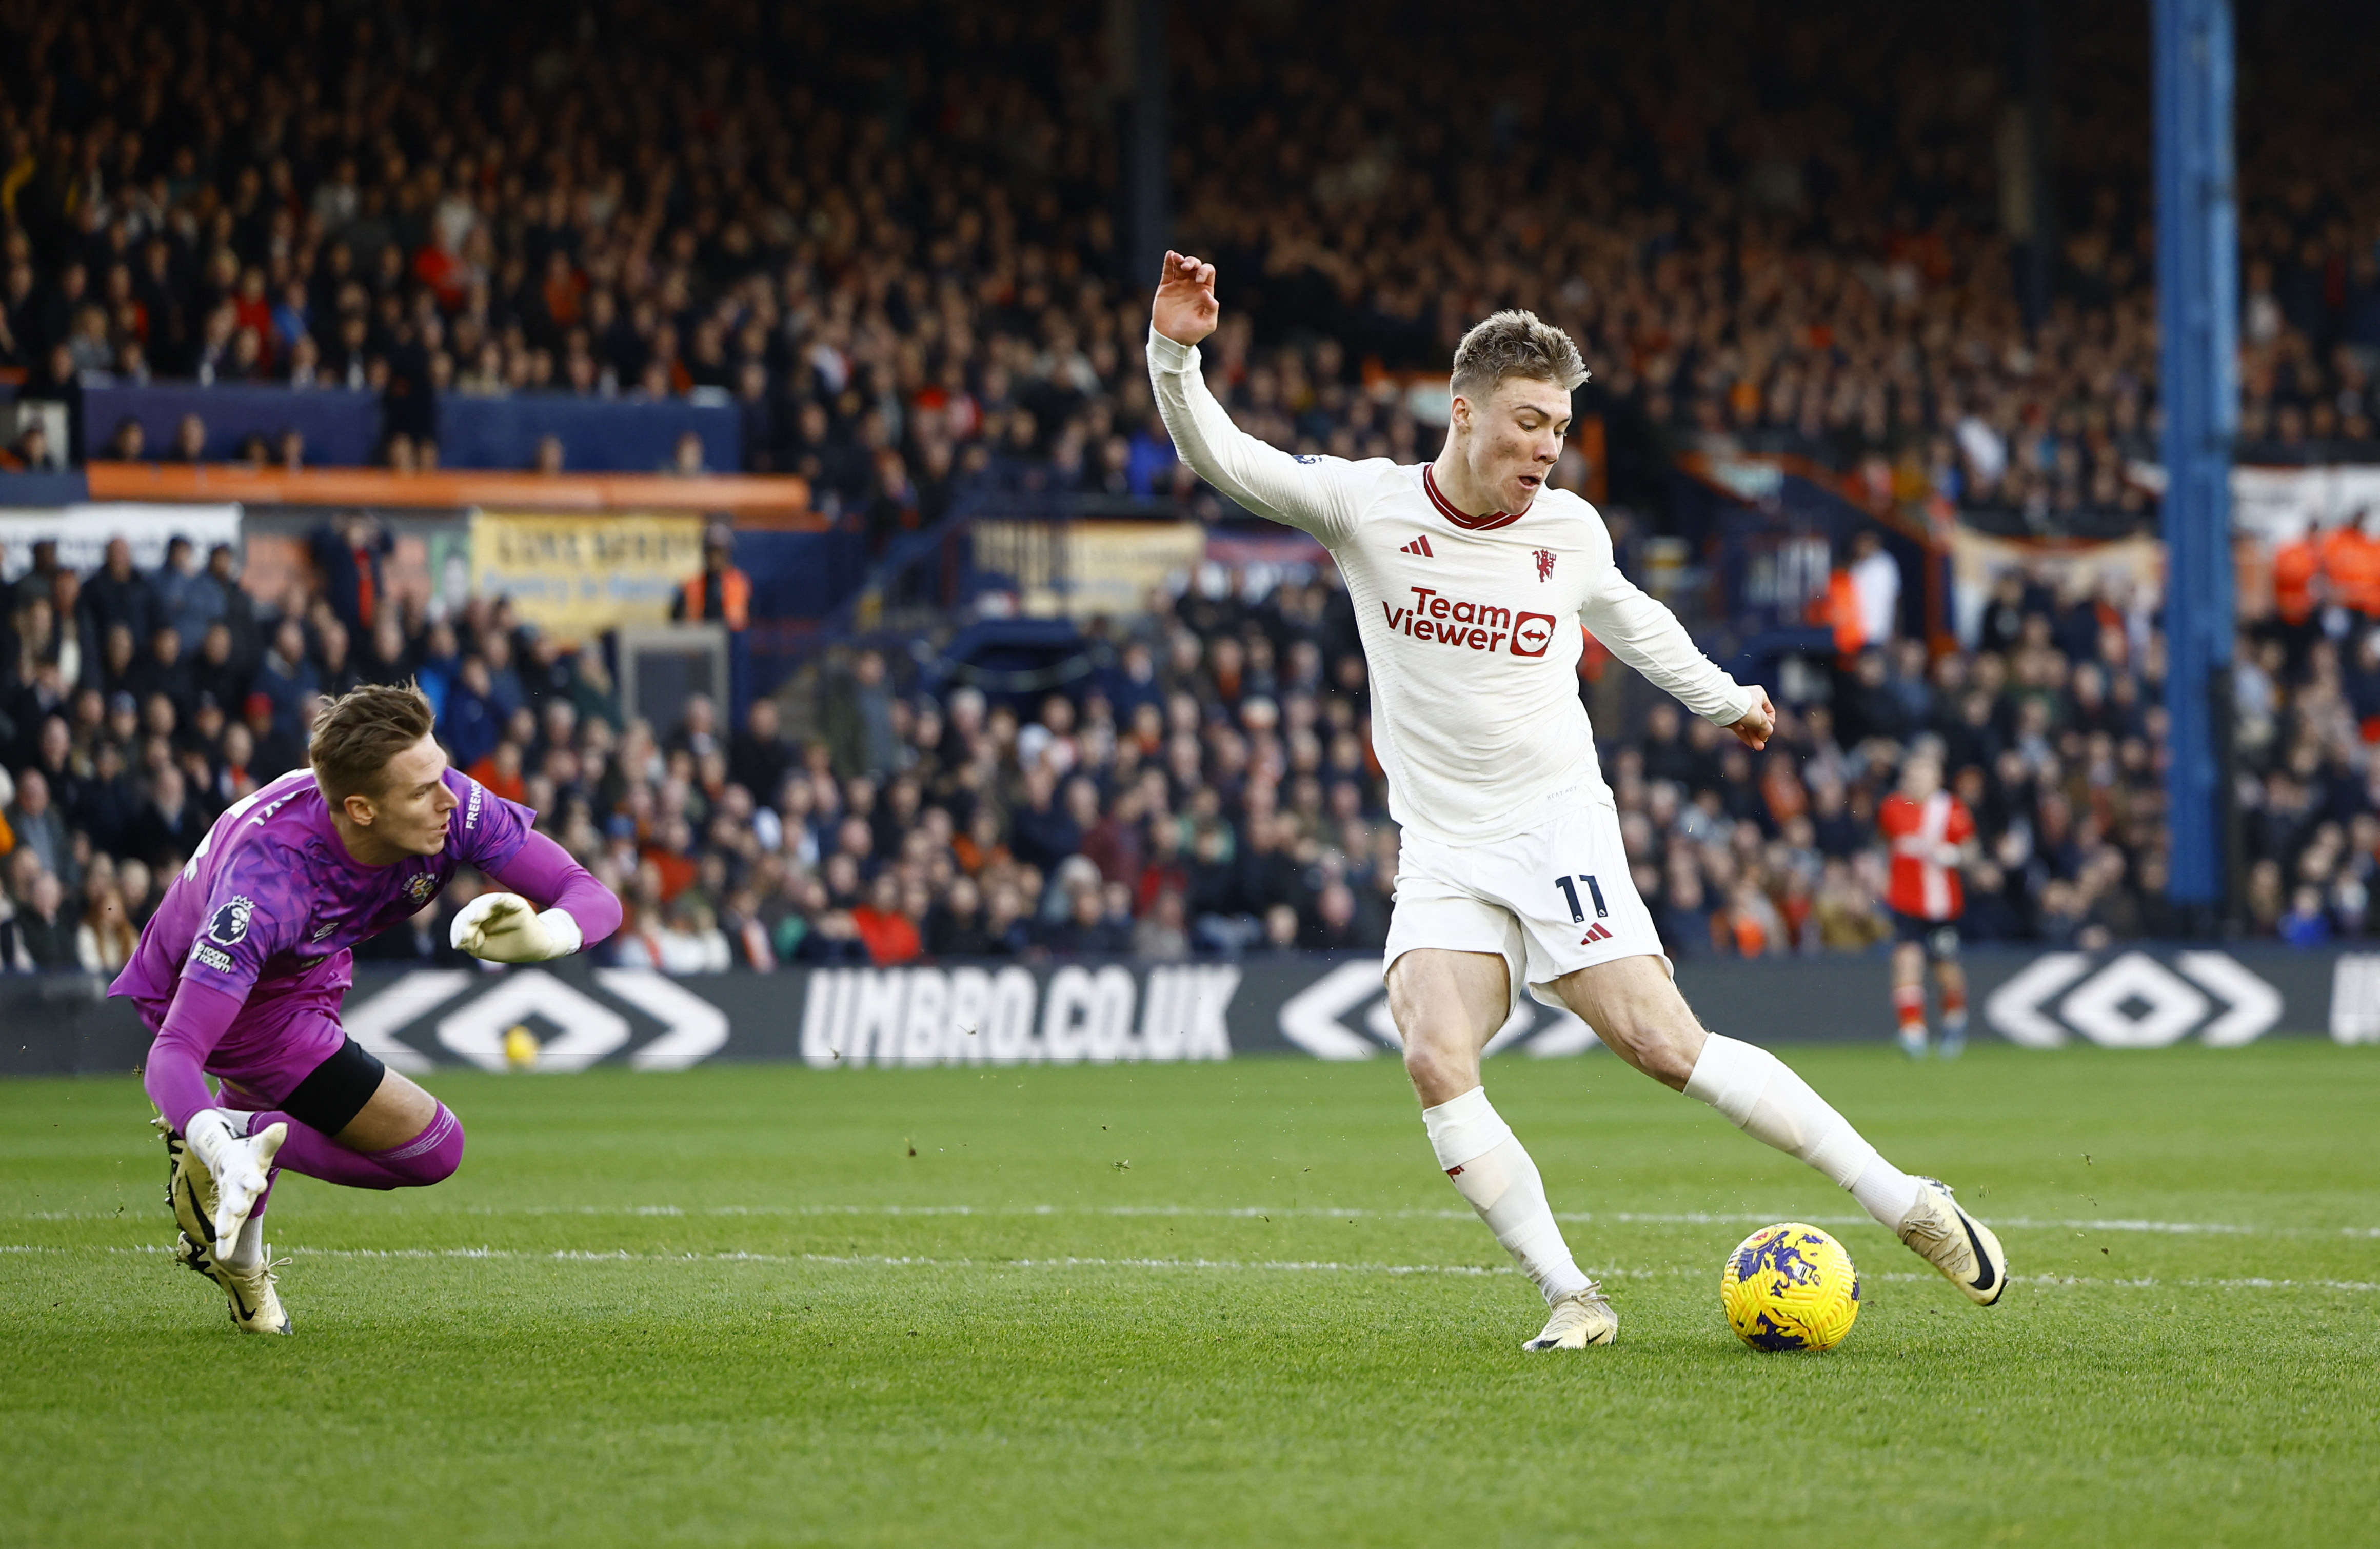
[{"xmin": 1553, "ymin": 874, "xmax": 1608, "ymax": 923}]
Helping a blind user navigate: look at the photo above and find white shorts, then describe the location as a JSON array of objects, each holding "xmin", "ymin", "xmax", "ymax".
[{"xmin": 1383, "ymin": 795, "xmax": 1669, "ymax": 1017}]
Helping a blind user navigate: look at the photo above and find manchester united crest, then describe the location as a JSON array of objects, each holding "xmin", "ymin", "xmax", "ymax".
[{"xmin": 1533, "ymin": 549, "xmax": 1556, "ymax": 582}]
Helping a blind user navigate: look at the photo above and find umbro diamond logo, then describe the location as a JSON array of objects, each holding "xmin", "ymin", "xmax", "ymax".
[
  {"xmin": 1579, "ymin": 923, "xmax": 1614, "ymax": 946},
  {"xmin": 1399, "ymin": 535, "xmax": 1434, "ymax": 557}
]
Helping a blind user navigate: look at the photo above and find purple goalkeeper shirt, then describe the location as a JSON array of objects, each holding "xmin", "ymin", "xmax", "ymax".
[{"xmin": 111, "ymin": 766, "xmax": 533, "ymax": 1078}]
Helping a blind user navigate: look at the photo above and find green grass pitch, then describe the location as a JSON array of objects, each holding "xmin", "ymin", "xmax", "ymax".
[{"xmin": 2, "ymin": 1040, "xmax": 2374, "ymax": 1547}]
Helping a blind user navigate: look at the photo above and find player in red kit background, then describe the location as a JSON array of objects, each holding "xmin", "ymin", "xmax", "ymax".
[{"xmin": 1877, "ymin": 754, "xmax": 1974, "ymax": 1058}]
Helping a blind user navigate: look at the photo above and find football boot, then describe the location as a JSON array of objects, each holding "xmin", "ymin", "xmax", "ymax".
[
  {"xmin": 1523, "ymin": 1282, "xmax": 1619, "ymax": 1349},
  {"xmin": 1898, "ymin": 1176, "xmax": 2008, "ymax": 1305}
]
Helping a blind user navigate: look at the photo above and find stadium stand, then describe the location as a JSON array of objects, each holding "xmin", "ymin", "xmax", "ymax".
[
  {"xmin": 2, "ymin": 3, "xmax": 2375, "ymax": 511},
  {"xmin": 2, "ymin": 519, "xmax": 2376, "ymax": 971},
  {"xmin": 0, "ymin": 0, "xmax": 2376, "ymax": 968}
]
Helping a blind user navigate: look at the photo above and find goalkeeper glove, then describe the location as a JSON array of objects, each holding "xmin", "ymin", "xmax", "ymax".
[{"xmin": 449, "ymin": 892, "xmax": 584, "ymax": 963}]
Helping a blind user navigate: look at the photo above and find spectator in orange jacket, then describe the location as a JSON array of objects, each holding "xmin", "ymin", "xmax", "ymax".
[{"xmin": 673, "ymin": 522, "xmax": 750, "ymax": 632}]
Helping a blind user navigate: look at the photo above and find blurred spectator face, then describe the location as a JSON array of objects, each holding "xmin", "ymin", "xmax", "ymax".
[
  {"xmin": 173, "ymin": 415, "xmax": 206, "ymax": 460},
  {"xmin": 103, "ymin": 624, "xmax": 135, "ymax": 676},
  {"xmin": 16, "ymin": 769, "xmax": 49, "ymax": 815},
  {"xmin": 120, "ymin": 858, "xmax": 152, "ymax": 912}
]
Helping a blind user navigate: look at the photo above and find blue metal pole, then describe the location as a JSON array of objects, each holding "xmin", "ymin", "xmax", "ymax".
[{"xmin": 2154, "ymin": 0, "xmax": 2237, "ymax": 921}]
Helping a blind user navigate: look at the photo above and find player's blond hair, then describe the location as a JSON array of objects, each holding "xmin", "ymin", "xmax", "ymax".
[
  {"xmin": 310, "ymin": 681, "xmax": 437, "ymax": 805},
  {"xmin": 1450, "ymin": 310, "xmax": 1589, "ymax": 401}
]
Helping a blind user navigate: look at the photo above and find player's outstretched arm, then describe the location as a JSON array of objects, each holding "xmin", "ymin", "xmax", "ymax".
[
  {"xmin": 1147, "ymin": 251, "xmax": 1362, "ymax": 541},
  {"xmin": 144, "ymin": 978, "xmax": 246, "ymax": 1133},
  {"xmin": 453, "ymin": 829, "xmax": 624, "ymax": 964},
  {"xmin": 1579, "ymin": 566, "xmax": 1771, "ymax": 748}
]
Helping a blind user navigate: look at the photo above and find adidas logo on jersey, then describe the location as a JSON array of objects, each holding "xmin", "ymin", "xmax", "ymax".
[
  {"xmin": 1579, "ymin": 923, "xmax": 1614, "ymax": 946},
  {"xmin": 1399, "ymin": 535, "xmax": 1434, "ymax": 557}
]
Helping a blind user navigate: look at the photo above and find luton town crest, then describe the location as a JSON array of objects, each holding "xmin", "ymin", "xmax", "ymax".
[
  {"xmin": 405, "ymin": 872, "xmax": 438, "ymax": 904},
  {"xmin": 1533, "ymin": 549, "xmax": 1556, "ymax": 582}
]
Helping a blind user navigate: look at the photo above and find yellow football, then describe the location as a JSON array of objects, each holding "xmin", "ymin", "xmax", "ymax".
[{"xmin": 1720, "ymin": 1222, "xmax": 1862, "ymax": 1352}]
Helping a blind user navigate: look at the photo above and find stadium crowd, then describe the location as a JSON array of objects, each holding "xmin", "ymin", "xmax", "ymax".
[
  {"xmin": 0, "ymin": 1, "xmax": 2375, "ymax": 539},
  {"xmin": 3, "ymin": 524, "xmax": 2378, "ymax": 975},
  {"xmin": 1, "ymin": 0, "xmax": 2377, "ymax": 972}
]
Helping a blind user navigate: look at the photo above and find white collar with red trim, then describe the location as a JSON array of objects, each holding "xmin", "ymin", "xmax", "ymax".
[{"xmin": 1422, "ymin": 465, "xmax": 1525, "ymax": 531}]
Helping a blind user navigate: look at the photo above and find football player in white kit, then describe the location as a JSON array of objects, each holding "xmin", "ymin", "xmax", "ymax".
[{"xmin": 1148, "ymin": 253, "xmax": 2008, "ymax": 1348}]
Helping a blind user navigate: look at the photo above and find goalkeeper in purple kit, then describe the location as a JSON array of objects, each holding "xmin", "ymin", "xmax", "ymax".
[{"xmin": 113, "ymin": 682, "xmax": 623, "ymax": 1333}]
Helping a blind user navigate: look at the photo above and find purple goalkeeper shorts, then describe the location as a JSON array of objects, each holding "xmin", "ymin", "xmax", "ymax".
[{"xmin": 136, "ymin": 989, "xmax": 350, "ymax": 1108}]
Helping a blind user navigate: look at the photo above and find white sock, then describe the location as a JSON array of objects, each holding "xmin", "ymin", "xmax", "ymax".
[
  {"xmin": 1422, "ymin": 1087, "xmax": 1590, "ymax": 1305},
  {"xmin": 222, "ymin": 1206, "xmax": 265, "ymax": 1274},
  {"xmin": 1683, "ymin": 1034, "xmax": 1923, "ymax": 1230}
]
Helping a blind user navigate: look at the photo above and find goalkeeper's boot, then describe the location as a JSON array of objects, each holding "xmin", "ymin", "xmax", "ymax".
[
  {"xmin": 154, "ymin": 1116, "xmax": 220, "ymax": 1279},
  {"xmin": 212, "ymin": 1241, "xmax": 293, "ymax": 1335},
  {"xmin": 1523, "ymin": 1281, "xmax": 1618, "ymax": 1349},
  {"xmin": 184, "ymin": 1113, "xmax": 285, "ymax": 1250},
  {"xmin": 1896, "ymin": 1026, "xmax": 1929, "ymax": 1060},
  {"xmin": 1898, "ymin": 1177, "xmax": 2008, "ymax": 1305}
]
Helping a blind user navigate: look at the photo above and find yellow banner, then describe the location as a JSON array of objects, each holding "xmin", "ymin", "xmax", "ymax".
[
  {"xmin": 970, "ymin": 518, "xmax": 1208, "ymax": 619},
  {"xmin": 468, "ymin": 511, "xmax": 707, "ymax": 638}
]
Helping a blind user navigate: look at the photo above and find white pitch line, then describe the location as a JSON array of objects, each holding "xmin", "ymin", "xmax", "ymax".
[
  {"xmin": 16, "ymin": 1203, "xmax": 2380, "ymax": 1239},
  {"xmin": 266, "ymin": 1202, "xmax": 2380, "ymax": 1237},
  {"xmin": 7, "ymin": 1243, "xmax": 2376, "ymax": 1295}
]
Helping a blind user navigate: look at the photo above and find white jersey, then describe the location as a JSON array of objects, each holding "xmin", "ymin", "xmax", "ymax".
[{"xmin": 1149, "ymin": 325, "xmax": 1753, "ymax": 846}]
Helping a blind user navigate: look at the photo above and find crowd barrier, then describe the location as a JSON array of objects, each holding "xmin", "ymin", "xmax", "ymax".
[{"xmin": 6, "ymin": 947, "xmax": 2371, "ymax": 1079}]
